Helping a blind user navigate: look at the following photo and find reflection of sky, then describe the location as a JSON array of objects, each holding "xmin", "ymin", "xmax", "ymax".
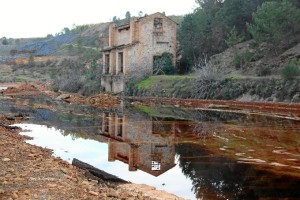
[
  {"xmin": 16, "ymin": 124, "xmax": 195, "ymax": 200},
  {"xmin": 0, "ymin": 87, "xmax": 8, "ymax": 91}
]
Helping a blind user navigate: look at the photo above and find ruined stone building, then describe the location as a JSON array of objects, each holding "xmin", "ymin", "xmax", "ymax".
[
  {"xmin": 99, "ymin": 112, "xmax": 176, "ymax": 176},
  {"xmin": 101, "ymin": 12, "xmax": 177, "ymax": 93}
]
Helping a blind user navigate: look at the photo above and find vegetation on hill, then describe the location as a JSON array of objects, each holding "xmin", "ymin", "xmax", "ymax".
[
  {"xmin": 1, "ymin": 2, "xmax": 299, "ymax": 102},
  {"xmin": 178, "ymin": 0, "xmax": 300, "ymax": 74}
]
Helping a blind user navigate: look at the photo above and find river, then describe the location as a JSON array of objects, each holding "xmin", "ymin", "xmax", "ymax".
[{"xmin": 1, "ymin": 94, "xmax": 300, "ymax": 200}]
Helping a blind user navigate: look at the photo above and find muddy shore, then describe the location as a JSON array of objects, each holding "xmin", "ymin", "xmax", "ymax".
[{"xmin": 0, "ymin": 84, "xmax": 183, "ymax": 200}]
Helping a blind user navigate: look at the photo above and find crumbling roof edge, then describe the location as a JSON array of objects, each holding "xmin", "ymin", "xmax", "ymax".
[
  {"xmin": 101, "ymin": 42, "xmax": 138, "ymax": 52},
  {"xmin": 137, "ymin": 12, "xmax": 179, "ymax": 25}
]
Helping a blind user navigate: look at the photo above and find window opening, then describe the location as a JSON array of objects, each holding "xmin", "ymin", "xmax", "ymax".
[
  {"xmin": 117, "ymin": 117, "xmax": 123, "ymax": 137},
  {"xmin": 118, "ymin": 52, "xmax": 124, "ymax": 73},
  {"xmin": 154, "ymin": 18, "xmax": 163, "ymax": 32},
  {"xmin": 105, "ymin": 54, "xmax": 110, "ymax": 74}
]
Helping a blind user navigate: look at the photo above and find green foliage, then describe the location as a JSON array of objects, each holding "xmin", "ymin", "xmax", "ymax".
[
  {"xmin": 137, "ymin": 75, "xmax": 193, "ymax": 90},
  {"xmin": 232, "ymin": 50, "xmax": 253, "ymax": 69},
  {"xmin": 225, "ymin": 26, "xmax": 244, "ymax": 47},
  {"xmin": 112, "ymin": 16, "xmax": 120, "ymax": 23},
  {"xmin": 233, "ymin": 53, "xmax": 241, "ymax": 69},
  {"xmin": 136, "ymin": 105, "xmax": 157, "ymax": 116},
  {"xmin": 178, "ymin": 0, "xmax": 262, "ymax": 73},
  {"xmin": 281, "ymin": 59, "xmax": 300, "ymax": 80},
  {"xmin": 46, "ymin": 34, "xmax": 53, "ymax": 39},
  {"xmin": 2, "ymin": 37, "xmax": 9, "ymax": 45},
  {"xmin": 28, "ymin": 54, "xmax": 35, "ymax": 67},
  {"xmin": 15, "ymin": 39, "xmax": 20, "ymax": 45},
  {"xmin": 242, "ymin": 50, "xmax": 252, "ymax": 62},
  {"xmin": 125, "ymin": 11, "xmax": 131, "ymax": 21},
  {"xmin": 256, "ymin": 66, "xmax": 271, "ymax": 76},
  {"xmin": 12, "ymin": 65, "xmax": 18, "ymax": 72},
  {"xmin": 247, "ymin": 1, "xmax": 300, "ymax": 45},
  {"xmin": 62, "ymin": 27, "xmax": 71, "ymax": 34},
  {"xmin": 153, "ymin": 52, "xmax": 176, "ymax": 75},
  {"xmin": 137, "ymin": 76, "xmax": 158, "ymax": 89},
  {"xmin": 51, "ymin": 49, "xmax": 102, "ymax": 96},
  {"xmin": 71, "ymin": 24, "xmax": 90, "ymax": 33},
  {"xmin": 138, "ymin": 11, "xmax": 144, "ymax": 17}
]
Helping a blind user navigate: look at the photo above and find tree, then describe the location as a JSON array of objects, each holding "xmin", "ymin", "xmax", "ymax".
[
  {"xmin": 46, "ymin": 34, "xmax": 53, "ymax": 39},
  {"xmin": 225, "ymin": 26, "xmax": 244, "ymax": 48},
  {"xmin": 247, "ymin": 1, "xmax": 300, "ymax": 46},
  {"xmin": 28, "ymin": 54, "xmax": 35, "ymax": 67},
  {"xmin": 15, "ymin": 39, "xmax": 20, "ymax": 45},
  {"xmin": 125, "ymin": 11, "xmax": 131, "ymax": 21},
  {"xmin": 177, "ymin": 0, "xmax": 272, "ymax": 74},
  {"xmin": 112, "ymin": 16, "xmax": 120, "ymax": 23},
  {"xmin": 63, "ymin": 27, "xmax": 71, "ymax": 34},
  {"xmin": 2, "ymin": 37, "xmax": 9, "ymax": 45},
  {"xmin": 138, "ymin": 11, "xmax": 143, "ymax": 17}
]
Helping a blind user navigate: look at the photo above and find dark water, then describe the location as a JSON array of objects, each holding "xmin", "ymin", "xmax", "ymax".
[{"xmin": 1, "ymin": 94, "xmax": 300, "ymax": 200}]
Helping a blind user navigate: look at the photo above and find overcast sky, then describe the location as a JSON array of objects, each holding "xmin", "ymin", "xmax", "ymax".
[{"xmin": 1, "ymin": 0, "xmax": 196, "ymax": 38}]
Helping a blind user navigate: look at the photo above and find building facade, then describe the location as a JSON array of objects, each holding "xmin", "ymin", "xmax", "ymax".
[
  {"xmin": 99, "ymin": 111, "xmax": 176, "ymax": 176},
  {"xmin": 101, "ymin": 12, "xmax": 177, "ymax": 93}
]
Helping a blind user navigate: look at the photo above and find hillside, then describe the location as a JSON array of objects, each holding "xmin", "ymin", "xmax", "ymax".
[{"xmin": 0, "ymin": 9, "xmax": 299, "ymax": 102}]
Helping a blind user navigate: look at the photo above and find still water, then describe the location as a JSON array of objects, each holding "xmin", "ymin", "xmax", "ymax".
[{"xmin": 2, "ymin": 95, "xmax": 300, "ymax": 199}]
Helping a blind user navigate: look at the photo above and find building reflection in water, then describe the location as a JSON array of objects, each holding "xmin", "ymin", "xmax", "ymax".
[{"xmin": 99, "ymin": 112, "xmax": 177, "ymax": 176}]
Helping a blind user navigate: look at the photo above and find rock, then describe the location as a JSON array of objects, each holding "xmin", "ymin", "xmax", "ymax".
[
  {"xmin": 24, "ymin": 190, "xmax": 31, "ymax": 195},
  {"xmin": 56, "ymin": 94, "xmax": 71, "ymax": 100},
  {"xmin": 47, "ymin": 183, "xmax": 57, "ymax": 188},
  {"xmin": 12, "ymin": 192, "xmax": 18, "ymax": 199},
  {"xmin": 60, "ymin": 168, "xmax": 69, "ymax": 174},
  {"xmin": 81, "ymin": 180, "xmax": 90, "ymax": 185},
  {"xmin": 88, "ymin": 191, "xmax": 99, "ymax": 196},
  {"xmin": 2, "ymin": 158, "xmax": 10, "ymax": 162},
  {"xmin": 107, "ymin": 189, "xmax": 119, "ymax": 197}
]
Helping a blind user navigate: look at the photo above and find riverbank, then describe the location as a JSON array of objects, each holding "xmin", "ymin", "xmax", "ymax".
[
  {"xmin": 0, "ymin": 84, "xmax": 183, "ymax": 200},
  {"xmin": 130, "ymin": 76, "xmax": 300, "ymax": 102},
  {"xmin": 0, "ymin": 114, "xmax": 183, "ymax": 200}
]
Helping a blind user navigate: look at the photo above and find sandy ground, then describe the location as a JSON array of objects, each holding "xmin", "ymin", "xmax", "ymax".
[{"xmin": 0, "ymin": 83, "xmax": 183, "ymax": 200}]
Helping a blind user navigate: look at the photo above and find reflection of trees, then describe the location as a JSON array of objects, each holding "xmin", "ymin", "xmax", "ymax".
[
  {"xmin": 176, "ymin": 143, "xmax": 300, "ymax": 200},
  {"xmin": 176, "ymin": 144, "xmax": 250, "ymax": 200},
  {"xmin": 189, "ymin": 110, "xmax": 242, "ymax": 141}
]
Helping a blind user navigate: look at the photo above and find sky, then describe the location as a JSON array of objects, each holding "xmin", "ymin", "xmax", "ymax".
[{"xmin": 1, "ymin": 0, "xmax": 196, "ymax": 39}]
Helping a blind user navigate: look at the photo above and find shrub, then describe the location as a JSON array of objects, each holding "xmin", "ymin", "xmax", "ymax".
[
  {"xmin": 153, "ymin": 52, "xmax": 176, "ymax": 75},
  {"xmin": 225, "ymin": 26, "xmax": 244, "ymax": 48},
  {"xmin": 233, "ymin": 53, "xmax": 241, "ymax": 69},
  {"xmin": 233, "ymin": 50, "xmax": 253, "ymax": 69},
  {"xmin": 242, "ymin": 50, "xmax": 252, "ymax": 62},
  {"xmin": 281, "ymin": 64, "xmax": 300, "ymax": 80},
  {"xmin": 256, "ymin": 66, "xmax": 271, "ymax": 76}
]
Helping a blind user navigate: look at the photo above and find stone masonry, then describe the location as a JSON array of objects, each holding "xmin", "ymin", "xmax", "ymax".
[{"xmin": 101, "ymin": 12, "xmax": 177, "ymax": 93}]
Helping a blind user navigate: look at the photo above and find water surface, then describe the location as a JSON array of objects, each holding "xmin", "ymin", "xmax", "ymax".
[{"xmin": 1, "ymin": 95, "xmax": 300, "ymax": 199}]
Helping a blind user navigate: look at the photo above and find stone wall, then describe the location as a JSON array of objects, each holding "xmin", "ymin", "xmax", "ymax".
[{"xmin": 102, "ymin": 12, "xmax": 177, "ymax": 93}]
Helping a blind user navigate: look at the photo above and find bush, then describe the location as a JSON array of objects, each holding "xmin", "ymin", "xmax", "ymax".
[
  {"xmin": 233, "ymin": 54, "xmax": 241, "ymax": 69},
  {"xmin": 153, "ymin": 52, "xmax": 176, "ymax": 75},
  {"xmin": 281, "ymin": 64, "xmax": 300, "ymax": 80},
  {"xmin": 242, "ymin": 50, "xmax": 252, "ymax": 62},
  {"xmin": 256, "ymin": 66, "xmax": 271, "ymax": 76},
  {"xmin": 233, "ymin": 50, "xmax": 253, "ymax": 69},
  {"xmin": 225, "ymin": 26, "xmax": 244, "ymax": 48}
]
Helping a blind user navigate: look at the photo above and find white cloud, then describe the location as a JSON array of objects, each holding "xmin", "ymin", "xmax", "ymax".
[{"xmin": 1, "ymin": 0, "xmax": 196, "ymax": 38}]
